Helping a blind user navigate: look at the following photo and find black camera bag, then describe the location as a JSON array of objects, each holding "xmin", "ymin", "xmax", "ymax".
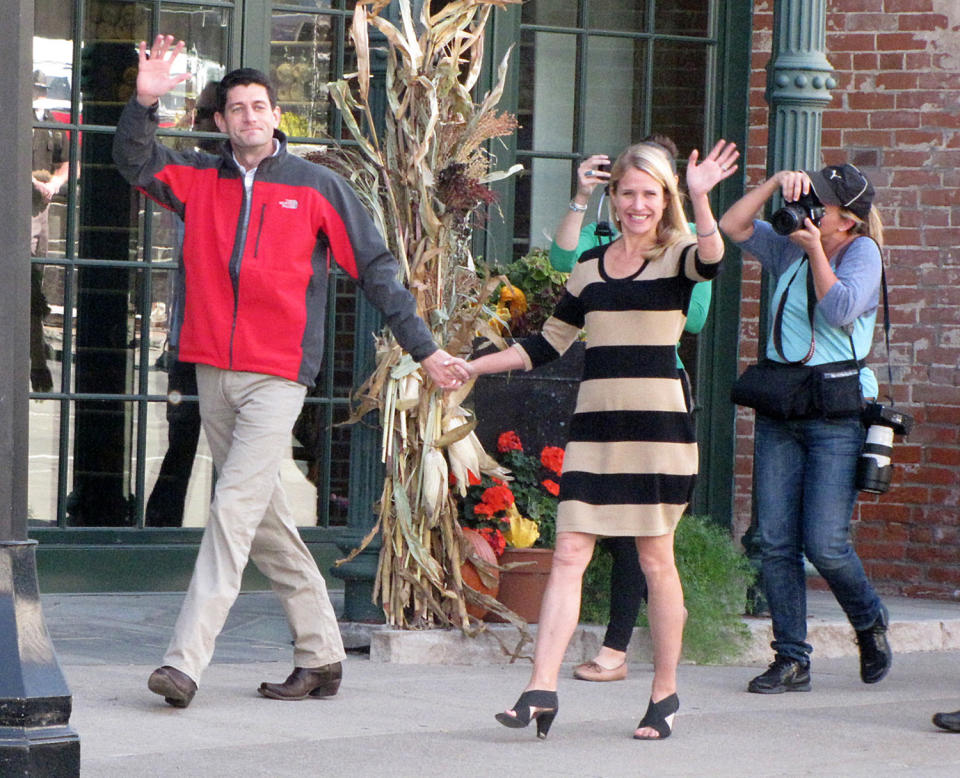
[{"xmin": 732, "ymin": 245, "xmax": 863, "ymax": 420}]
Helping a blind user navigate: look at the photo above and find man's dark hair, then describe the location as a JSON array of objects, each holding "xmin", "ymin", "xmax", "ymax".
[{"xmin": 216, "ymin": 68, "xmax": 277, "ymax": 114}]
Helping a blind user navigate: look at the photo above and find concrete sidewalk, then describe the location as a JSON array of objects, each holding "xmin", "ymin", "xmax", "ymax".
[{"xmin": 43, "ymin": 590, "xmax": 960, "ymax": 776}]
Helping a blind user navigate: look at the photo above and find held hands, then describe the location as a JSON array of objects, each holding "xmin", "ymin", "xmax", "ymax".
[
  {"xmin": 575, "ymin": 154, "xmax": 611, "ymax": 200},
  {"xmin": 33, "ymin": 177, "xmax": 60, "ymax": 203},
  {"xmin": 420, "ymin": 349, "xmax": 471, "ymax": 390},
  {"xmin": 686, "ymin": 140, "xmax": 739, "ymax": 198},
  {"xmin": 136, "ymin": 34, "xmax": 190, "ymax": 107}
]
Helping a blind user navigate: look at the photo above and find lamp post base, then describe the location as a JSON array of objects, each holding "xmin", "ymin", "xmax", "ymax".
[
  {"xmin": 0, "ymin": 541, "xmax": 80, "ymax": 776},
  {"xmin": 331, "ymin": 531, "xmax": 385, "ymax": 624}
]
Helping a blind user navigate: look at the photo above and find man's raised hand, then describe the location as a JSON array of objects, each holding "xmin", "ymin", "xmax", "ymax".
[{"xmin": 136, "ymin": 34, "xmax": 190, "ymax": 107}]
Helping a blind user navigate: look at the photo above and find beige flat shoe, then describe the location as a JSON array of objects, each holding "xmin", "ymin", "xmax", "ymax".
[{"xmin": 572, "ymin": 660, "xmax": 628, "ymax": 682}]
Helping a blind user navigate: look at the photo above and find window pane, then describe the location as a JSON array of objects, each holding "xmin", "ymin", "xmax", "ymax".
[
  {"xmin": 79, "ymin": 2, "xmax": 152, "ymax": 116},
  {"xmin": 144, "ymin": 382, "xmax": 213, "ymax": 529},
  {"xmin": 584, "ymin": 35, "xmax": 646, "ymax": 155},
  {"xmin": 590, "ymin": 0, "xmax": 648, "ymax": 32},
  {"xmin": 272, "ymin": 12, "xmax": 338, "ymax": 138},
  {"xmin": 67, "ymin": 399, "xmax": 139, "ymax": 527},
  {"xmin": 521, "ymin": 0, "xmax": 578, "ymax": 27},
  {"xmin": 655, "ymin": 0, "xmax": 710, "ymax": 37},
  {"xmin": 650, "ymin": 41, "xmax": 708, "ymax": 163},
  {"xmin": 524, "ymin": 157, "xmax": 574, "ymax": 254},
  {"xmin": 158, "ymin": 4, "xmax": 230, "ymax": 123},
  {"xmin": 28, "ymin": 398, "xmax": 65, "ymax": 526},
  {"xmin": 30, "ymin": 264, "xmax": 66, "ymax": 395},
  {"xmin": 34, "ymin": 0, "xmax": 77, "ymax": 259},
  {"xmin": 518, "ymin": 30, "xmax": 577, "ymax": 155}
]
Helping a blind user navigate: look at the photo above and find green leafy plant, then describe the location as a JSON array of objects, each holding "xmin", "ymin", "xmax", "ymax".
[
  {"xmin": 486, "ymin": 248, "xmax": 568, "ymax": 337},
  {"xmin": 581, "ymin": 515, "xmax": 755, "ymax": 664}
]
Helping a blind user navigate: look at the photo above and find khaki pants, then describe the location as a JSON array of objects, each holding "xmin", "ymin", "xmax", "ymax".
[{"xmin": 163, "ymin": 365, "xmax": 346, "ymax": 684}]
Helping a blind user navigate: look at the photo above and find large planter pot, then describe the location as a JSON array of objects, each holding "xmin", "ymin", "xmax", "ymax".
[
  {"xmin": 460, "ymin": 528, "xmax": 500, "ymax": 619},
  {"xmin": 472, "ymin": 340, "xmax": 584, "ymax": 457},
  {"xmin": 484, "ymin": 547, "xmax": 553, "ymax": 623}
]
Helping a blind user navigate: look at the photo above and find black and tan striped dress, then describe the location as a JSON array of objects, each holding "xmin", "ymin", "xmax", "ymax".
[{"xmin": 515, "ymin": 238, "xmax": 722, "ymax": 537}]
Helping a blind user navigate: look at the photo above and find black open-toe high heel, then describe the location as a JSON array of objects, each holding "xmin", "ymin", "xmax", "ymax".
[
  {"xmin": 495, "ymin": 690, "xmax": 559, "ymax": 739},
  {"xmin": 633, "ymin": 693, "xmax": 679, "ymax": 740}
]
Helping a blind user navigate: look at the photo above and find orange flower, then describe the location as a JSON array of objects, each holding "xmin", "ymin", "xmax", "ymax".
[
  {"xmin": 540, "ymin": 446, "xmax": 564, "ymax": 476},
  {"xmin": 542, "ymin": 479, "xmax": 560, "ymax": 497},
  {"xmin": 497, "ymin": 430, "xmax": 523, "ymax": 453}
]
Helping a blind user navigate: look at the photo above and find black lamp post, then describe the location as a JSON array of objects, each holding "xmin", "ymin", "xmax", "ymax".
[{"xmin": 0, "ymin": 1, "xmax": 80, "ymax": 773}]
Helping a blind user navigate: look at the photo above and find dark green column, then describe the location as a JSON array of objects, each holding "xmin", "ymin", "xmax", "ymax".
[
  {"xmin": 742, "ymin": 0, "xmax": 836, "ymax": 613},
  {"xmin": 331, "ymin": 298, "xmax": 385, "ymax": 622},
  {"xmin": 330, "ymin": 10, "xmax": 396, "ymax": 623},
  {"xmin": 0, "ymin": 1, "xmax": 80, "ymax": 772}
]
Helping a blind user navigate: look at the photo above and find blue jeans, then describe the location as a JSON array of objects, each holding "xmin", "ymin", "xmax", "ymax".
[{"xmin": 755, "ymin": 414, "xmax": 883, "ymax": 664}]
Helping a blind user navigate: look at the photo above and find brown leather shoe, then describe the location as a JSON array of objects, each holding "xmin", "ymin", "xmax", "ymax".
[
  {"xmin": 148, "ymin": 665, "xmax": 197, "ymax": 708},
  {"xmin": 572, "ymin": 660, "xmax": 628, "ymax": 682},
  {"xmin": 258, "ymin": 663, "xmax": 342, "ymax": 700}
]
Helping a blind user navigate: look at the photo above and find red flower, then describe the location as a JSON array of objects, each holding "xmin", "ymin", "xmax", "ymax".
[
  {"xmin": 479, "ymin": 485, "xmax": 514, "ymax": 514},
  {"xmin": 473, "ymin": 502, "xmax": 496, "ymax": 517},
  {"xmin": 492, "ymin": 477, "xmax": 508, "ymax": 487},
  {"xmin": 467, "ymin": 469, "xmax": 482, "ymax": 486},
  {"xmin": 497, "ymin": 430, "xmax": 523, "ymax": 453},
  {"xmin": 477, "ymin": 527, "xmax": 506, "ymax": 557},
  {"xmin": 542, "ymin": 479, "xmax": 560, "ymax": 497},
  {"xmin": 540, "ymin": 446, "xmax": 564, "ymax": 476}
]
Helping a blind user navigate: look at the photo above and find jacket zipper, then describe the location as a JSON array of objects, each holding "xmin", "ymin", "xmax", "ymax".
[{"xmin": 254, "ymin": 204, "xmax": 266, "ymax": 258}]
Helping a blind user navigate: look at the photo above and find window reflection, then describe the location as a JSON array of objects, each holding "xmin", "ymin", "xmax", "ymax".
[{"xmin": 271, "ymin": 11, "xmax": 338, "ymax": 138}]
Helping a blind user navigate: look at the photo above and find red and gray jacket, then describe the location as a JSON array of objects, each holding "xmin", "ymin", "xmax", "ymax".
[{"xmin": 112, "ymin": 98, "xmax": 436, "ymax": 387}]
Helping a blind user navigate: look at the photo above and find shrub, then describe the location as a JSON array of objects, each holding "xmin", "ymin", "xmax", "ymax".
[{"xmin": 580, "ymin": 515, "xmax": 755, "ymax": 664}]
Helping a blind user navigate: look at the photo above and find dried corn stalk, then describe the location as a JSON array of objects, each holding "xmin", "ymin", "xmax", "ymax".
[{"xmin": 322, "ymin": 0, "xmax": 530, "ymax": 648}]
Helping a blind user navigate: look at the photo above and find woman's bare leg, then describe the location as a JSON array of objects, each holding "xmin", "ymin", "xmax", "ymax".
[
  {"xmin": 634, "ymin": 532, "xmax": 684, "ymax": 738},
  {"xmin": 501, "ymin": 531, "xmax": 595, "ymax": 718}
]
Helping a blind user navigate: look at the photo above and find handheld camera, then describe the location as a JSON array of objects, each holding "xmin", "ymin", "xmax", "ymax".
[{"xmin": 769, "ymin": 191, "xmax": 826, "ymax": 235}]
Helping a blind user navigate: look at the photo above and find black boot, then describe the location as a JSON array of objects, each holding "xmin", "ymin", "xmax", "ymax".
[{"xmin": 856, "ymin": 605, "xmax": 891, "ymax": 684}]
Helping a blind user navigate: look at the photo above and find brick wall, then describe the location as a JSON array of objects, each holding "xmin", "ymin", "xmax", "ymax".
[{"xmin": 735, "ymin": 0, "xmax": 960, "ymax": 598}]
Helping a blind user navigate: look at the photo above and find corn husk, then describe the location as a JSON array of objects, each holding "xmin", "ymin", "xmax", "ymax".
[{"xmin": 324, "ymin": 0, "xmax": 531, "ymax": 651}]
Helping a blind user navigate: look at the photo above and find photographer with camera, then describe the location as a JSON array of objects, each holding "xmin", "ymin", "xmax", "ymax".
[{"xmin": 719, "ymin": 164, "xmax": 892, "ymax": 694}]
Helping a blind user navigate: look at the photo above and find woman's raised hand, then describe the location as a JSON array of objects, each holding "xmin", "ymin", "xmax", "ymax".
[
  {"xmin": 575, "ymin": 154, "xmax": 611, "ymax": 199},
  {"xmin": 776, "ymin": 170, "xmax": 812, "ymax": 204},
  {"xmin": 686, "ymin": 140, "xmax": 739, "ymax": 197},
  {"xmin": 136, "ymin": 34, "xmax": 191, "ymax": 107}
]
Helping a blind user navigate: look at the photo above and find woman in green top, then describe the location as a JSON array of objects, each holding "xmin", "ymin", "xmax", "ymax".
[{"xmin": 547, "ymin": 137, "xmax": 712, "ymax": 684}]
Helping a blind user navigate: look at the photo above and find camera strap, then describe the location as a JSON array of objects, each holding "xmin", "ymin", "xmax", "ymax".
[
  {"xmin": 878, "ymin": 262, "xmax": 894, "ymax": 404},
  {"xmin": 772, "ymin": 242, "xmax": 859, "ymax": 366}
]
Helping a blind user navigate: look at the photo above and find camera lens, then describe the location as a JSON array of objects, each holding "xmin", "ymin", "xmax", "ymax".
[
  {"xmin": 770, "ymin": 204, "xmax": 807, "ymax": 235},
  {"xmin": 856, "ymin": 424, "xmax": 895, "ymax": 494}
]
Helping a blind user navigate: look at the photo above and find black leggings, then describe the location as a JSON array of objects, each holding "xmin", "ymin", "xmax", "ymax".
[
  {"xmin": 600, "ymin": 536, "xmax": 648, "ymax": 652},
  {"xmin": 599, "ymin": 367, "xmax": 690, "ymax": 652}
]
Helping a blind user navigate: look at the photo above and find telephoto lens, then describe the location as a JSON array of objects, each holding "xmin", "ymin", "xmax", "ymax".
[{"xmin": 856, "ymin": 403, "xmax": 914, "ymax": 494}]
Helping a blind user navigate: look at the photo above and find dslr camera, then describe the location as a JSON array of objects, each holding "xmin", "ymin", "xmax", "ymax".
[
  {"xmin": 856, "ymin": 402, "xmax": 914, "ymax": 494},
  {"xmin": 769, "ymin": 191, "xmax": 826, "ymax": 235}
]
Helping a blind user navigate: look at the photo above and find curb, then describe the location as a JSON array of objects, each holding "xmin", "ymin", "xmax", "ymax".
[{"xmin": 362, "ymin": 615, "xmax": 960, "ymax": 665}]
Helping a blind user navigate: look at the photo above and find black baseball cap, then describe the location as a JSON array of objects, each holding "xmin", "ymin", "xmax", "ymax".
[{"xmin": 805, "ymin": 163, "xmax": 875, "ymax": 219}]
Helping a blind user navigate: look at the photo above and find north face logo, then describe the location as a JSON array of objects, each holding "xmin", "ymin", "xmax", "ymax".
[{"xmin": 279, "ymin": 199, "xmax": 299, "ymax": 209}]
